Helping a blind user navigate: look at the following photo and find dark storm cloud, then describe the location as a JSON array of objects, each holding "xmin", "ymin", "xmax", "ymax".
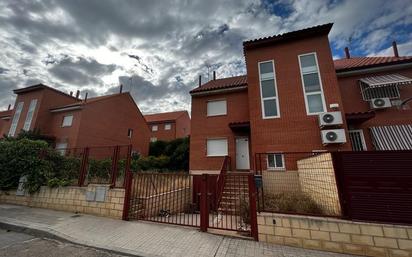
[
  {"xmin": 0, "ymin": 78, "xmax": 18, "ymax": 110},
  {"xmin": 48, "ymin": 56, "xmax": 117, "ymax": 86},
  {"xmin": 0, "ymin": 68, "xmax": 10, "ymax": 75}
]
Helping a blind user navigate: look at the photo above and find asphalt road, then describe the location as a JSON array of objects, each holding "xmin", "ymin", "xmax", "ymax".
[{"xmin": 0, "ymin": 229, "xmax": 127, "ymax": 257}]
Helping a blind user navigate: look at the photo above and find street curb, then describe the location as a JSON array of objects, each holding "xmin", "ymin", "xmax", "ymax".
[{"xmin": 0, "ymin": 221, "xmax": 147, "ymax": 257}]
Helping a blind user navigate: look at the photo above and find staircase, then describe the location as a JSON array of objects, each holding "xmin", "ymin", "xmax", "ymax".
[{"xmin": 217, "ymin": 173, "xmax": 250, "ymax": 215}]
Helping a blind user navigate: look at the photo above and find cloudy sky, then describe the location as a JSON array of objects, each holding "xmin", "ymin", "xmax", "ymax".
[{"xmin": 0, "ymin": 0, "xmax": 411, "ymax": 114}]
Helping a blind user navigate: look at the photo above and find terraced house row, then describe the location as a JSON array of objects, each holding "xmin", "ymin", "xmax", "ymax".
[
  {"xmin": 0, "ymin": 84, "xmax": 191, "ymax": 155},
  {"xmin": 189, "ymin": 23, "xmax": 412, "ymax": 173}
]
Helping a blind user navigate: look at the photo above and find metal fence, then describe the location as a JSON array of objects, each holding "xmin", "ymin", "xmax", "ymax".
[
  {"xmin": 49, "ymin": 145, "xmax": 132, "ymax": 188},
  {"xmin": 255, "ymin": 152, "xmax": 342, "ymax": 217}
]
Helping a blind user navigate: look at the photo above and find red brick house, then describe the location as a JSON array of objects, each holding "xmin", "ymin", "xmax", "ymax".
[
  {"xmin": 144, "ymin": 111, "xmax": 190, "ymax": 142},
  {"xmin": 189, "ymin": 23, "xmax": 412, "ymax": 173},
  {"xmin": 1, "ymin": 84, "xmax": 150, "ymax": 156},
  {"xmin": 0, "ymin": 108, "xmax": 12, "ymax": 137}
]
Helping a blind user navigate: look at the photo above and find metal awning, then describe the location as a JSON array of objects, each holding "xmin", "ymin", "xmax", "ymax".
[
  {"xmin": 346, "ymin": 111, "xmax": 375, "ymax": 124},
  {"xmin": 359, "ymin": 74, "xmax": 412, "ymax": 88},
  {"xmin": 228, "ymin": 121, "xmax": 250, "ymax": 133},
  {"xmin": 370, "ymin": 125, "xmax": 412, "ymax": 150}
]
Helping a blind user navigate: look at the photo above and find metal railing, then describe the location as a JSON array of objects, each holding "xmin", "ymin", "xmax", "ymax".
[{"xmin": 215, "ymin": 156, "xmax": 231, "ymax": 209}]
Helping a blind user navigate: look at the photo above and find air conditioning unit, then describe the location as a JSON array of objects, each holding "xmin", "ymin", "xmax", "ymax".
[
  {"xmin": 321, "ymin": 129, "xmax": 347, "ymax": 144},
  {"xmin": 318, "ymin": 112, "xmax": 343, "ymax": 127},
  {"xmin": 370, "ymin": 98, "xmax": 391, "ymax": 109}
]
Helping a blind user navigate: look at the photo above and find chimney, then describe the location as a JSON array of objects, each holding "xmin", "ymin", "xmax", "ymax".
[
  {"xmin": 8, "ymin": 104, "xmax": 11, "ymax": 110},
  {"xmin": 213, "ymin": 71, "xmax": 216, "ymax": 80},
  {"xmin": 69, "ymin": 91, "xmax": 73, "ymax": 96},
  {"xmin": 75, "ymin": 90, "xmax": 80, "ymax": 99},
  {"xmin": 344, "ymin": 47, "xmax": 350, "ymax": 59},
  {"xmin": 119, "ymin": 84, "xmax": 123, "ymax": 93},
  {"xmin": 392, "ymin": 41, "xmax": 399, "ymax": 57},
  {"xmin": 84, "ymin": 92, "xmax": 88, "ymax": 102},
  {"xmin": 198, "ymin": 75, "xmax": 202, "ymax": 87}
]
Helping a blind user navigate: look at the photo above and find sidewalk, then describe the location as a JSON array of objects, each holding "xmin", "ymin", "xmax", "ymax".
[{"xmin": 0, "ymin": 204, "xmax": 359, "ymax": 257}]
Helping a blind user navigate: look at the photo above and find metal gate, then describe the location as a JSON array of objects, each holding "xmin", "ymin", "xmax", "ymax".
[
  {"xmin": 333, "ymin": 151, "xmax": 412, "ymax": 225},
  {"xmin": 123, "ymin": 172, "xmax": 258, "ymax": 240}
]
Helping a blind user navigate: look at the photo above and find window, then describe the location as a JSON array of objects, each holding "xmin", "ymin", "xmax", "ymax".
[
  {"xmin": 206, "ymin": 138, "xmax": 228, "ymax": 157},
  {"xmin": 207, "ymin": 100, "xmax": 227, "ymax": 116},
  {"xmin": 55, "ymin": 142, "xmax": 68, "ymax": 155},
  {"xmin": 150, "ymin": 137, "xmax": 157, "ymax": 142},
  {"xmin": 267, "ymin": 153, "xmax": 285, "ymax": 170},
  {"xmin": 360, "ymin": 83, "xmax": 400, "ymax": 101},
  {"xmin": 127, "ymin": 129, "xmax": 133, "ymax": 138},
  {"xmin": 8, "ymin": 102, "xmax": 24, "ymax": 137},
  {"xmin": 258, "ymin": 61, "xmax": 280, "ymax": 118},
  {"xmin": 23, "ymin": 99, "xmax": 37, "ymax": 131},
  {"xmin": 298, "ymin": 53, "xmax": 326, "ymax": 114},
  {"xmin": 349, "ymin": 129, "xmax": 367, "ymax": 151},
  {"xmin": 62, "ymin": 115, "xmax": 73, "ymax": 127},
  {"xmin": 164, "ymin": 123, "xmax": 171, "ymax": 130},
  {"xmin": 152, "ymin": 125, "xmax": 158, "ymax": 131}
]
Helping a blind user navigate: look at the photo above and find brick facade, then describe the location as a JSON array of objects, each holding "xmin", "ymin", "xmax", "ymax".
[
  {"xmin": 1, "ymin": 84, "xmax": 150, "ymax": 155},
  {"xmin": 145, "ymin": 111, "xmax": 190, "ymax": 142}
]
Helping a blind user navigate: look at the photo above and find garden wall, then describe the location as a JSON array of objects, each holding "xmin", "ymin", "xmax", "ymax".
[
  {"xmin": 258, "ymin": 212, "xmax": 412, "ymax": 257},
  {"xmin": 0, "ymin": 184, "xmax": 125, "ymax": 219},
  {"xmin": 138, "ymin": 187, "xmax": 191, "ymax": 217},
  {"xmin": 261, "ymin": 170, "xmax": 300, "ymax": 195},
  {"xmin": 297, "ymin": 153, "xmax": 341, "ymax": 216}
]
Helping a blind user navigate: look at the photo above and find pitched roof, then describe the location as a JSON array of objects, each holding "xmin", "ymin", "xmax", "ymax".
[
  {"xmin": 144, "ymin": 111, "xmax": 188, "ymax": 123},
  {"xmin": 334, "ymin": 56, "xmax": 412, "ymax": 72},
  {"xmin": 0, "ymin": 109, "xmax": 13, "ymax": 118},
  {"xmin": 243, "ymin": 23, "xmax": 333, "ymax": 50},
  {"xmin": 190, "ymin": 75, "xmax": 247, "ymax": 94},
  {"xmin": 13, "ymin": 83, "xmax": 80, "ymax": 100},
  {"xmin": 50, "ymin": 93, "xmax": 129, "ymax": 112}
]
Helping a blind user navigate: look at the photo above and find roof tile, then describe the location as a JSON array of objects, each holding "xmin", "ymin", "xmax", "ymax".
[
  {"xmin": 144, "ymin": 111, "xmax": 188, "ymax": 123},
  {"xmin": 190, "ymin": 75, "xmax": 247, "ymax": 94},
  {"xmin": 334, "ymin": 56, "xmax": 412, "ymax": 71}
]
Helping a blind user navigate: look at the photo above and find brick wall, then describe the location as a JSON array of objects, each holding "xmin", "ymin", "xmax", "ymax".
[
  {"xmin": 297, "ymin": 153, "xmax": 341, "ymax": 216},
  {"xmin": 258, "ymin": 212, "xmax": 412, "ymax": 257},
  {"xmin": 0, "ymin": 185, "xmax": 125, "ymax": 219},
  {"xmin": 262, "ymin": 170, "xmax": 300, "ymax": 195}
]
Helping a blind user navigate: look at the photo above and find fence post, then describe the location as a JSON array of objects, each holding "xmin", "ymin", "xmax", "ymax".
[
  {"xmin": 248, "ymin": 174, "xmax": 259, "ymax": 241},
  {"xmin": 122, "ymin": 145, "xmax": 133, "ymax": 220},
  {"xmin": 110, "ymin": 145, "xmax": 120, "ymax": 188},
  {"xmin": 200, "ymin": 174, "xmax": 209, "ymax": 232},
  {"xmin": 78, "ymin": 147, "xmax": 89, "ymax": 187},
  {"xmin": 331, "ymin": 152, "xmax": 348, "ymax": 219}
]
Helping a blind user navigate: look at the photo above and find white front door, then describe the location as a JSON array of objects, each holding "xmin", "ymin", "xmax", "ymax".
[{"xmin": 236, "ymin": 137, "xmax": 250, "ymax": 170}]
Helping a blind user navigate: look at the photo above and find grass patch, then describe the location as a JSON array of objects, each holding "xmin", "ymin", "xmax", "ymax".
[{"xmin": 264, "ymin": 192, "xmax": 324, "ymax": 215}]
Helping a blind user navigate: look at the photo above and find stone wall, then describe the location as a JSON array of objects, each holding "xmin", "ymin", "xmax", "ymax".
[
  {"xmin": 0, "ymin": 184, "xmax": 125, "ymax": 219},
  {"xmin": 258, "ymin": 212, "xmax": 412, "ymax": 257},
  {"xmin": 139, "ymin": 187, "xmax": 191, "ymax": 217},
  {"xmin": 297, "ymin": 153, "xmax": 341, "ymax": 216},
  {"xmin": 262, "ymin": 170, "xmax": 300, "ymax": 195}
]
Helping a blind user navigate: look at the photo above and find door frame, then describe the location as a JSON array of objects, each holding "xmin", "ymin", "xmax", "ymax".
[{"xmin": 235, "ymin": 136, "xmax": 251, "ymax": 170}]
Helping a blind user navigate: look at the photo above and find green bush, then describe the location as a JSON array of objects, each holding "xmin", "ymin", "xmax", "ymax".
[
  {"xmin": 0, "ymin": 139, "xmax": 51, "ymax": 193},
  {"xmin": 148, "ymin": 137, "xmax": 189, "ymax": 171},
  {"xmin": 135, "ymin": 155, "xmax": 170, "ymax": 171},
  {"xmin": 264, "ymin": 192, "xmax": 324, "ymax": 215}
]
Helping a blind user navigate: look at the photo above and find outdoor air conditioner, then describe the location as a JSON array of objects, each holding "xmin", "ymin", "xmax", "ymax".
[
  {"xmin": 321, "ymin": 129, "xmax": 347, "ymax": 144},
  {"xmin": 370, "ymin": 98, "xmax": 391, "ymax": 109},
  {"xmin": 318, "ymin": 111, "xmax": 343, "ymax": 127}
]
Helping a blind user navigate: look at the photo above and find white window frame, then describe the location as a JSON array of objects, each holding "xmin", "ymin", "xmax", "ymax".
[
  {"xmin": 206, "ymin": 138, "xmax": 228, "ymax": 157},
  {"xmin": 127, "ymin": 128, "xmax": 133, "ymax": 138},
  {"xmin": 258, "ymin": 60, "xmax": 280, "ymax": 119},
  {"xmin": 349, "ymin": 129, "xmax": 367, "ymax": 151},
  {"xmin": 207, "ymin": 99, "xmax": 227, "ymax": 116},
  {"xmin": 55, "ymin": 142, "xmax": 68, "ymax": 155},
  {"xmin": 62, "ymin": 115, "xmax": 73, "ymax": 127},
  {"xmin": 298, "ymin": 52, "xmax": 327, "ymax": 115},
  {"xmin": 267, "ymin": 153, "xmax": 285, "ymax": 171},
  {"xmin": 164, "ymin": 123, "xmax": 171, "ymax": 130},
  {"xmin": 8, "ymin": 102, "xmax": 24, "ymax": 137},
  {"xmin": 152, "ymin": 125, "xmax": 158, "ymax": 131},
  {"xmin": 23, "ymin": 99, "xmax": 37, "ymax": 131}
]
